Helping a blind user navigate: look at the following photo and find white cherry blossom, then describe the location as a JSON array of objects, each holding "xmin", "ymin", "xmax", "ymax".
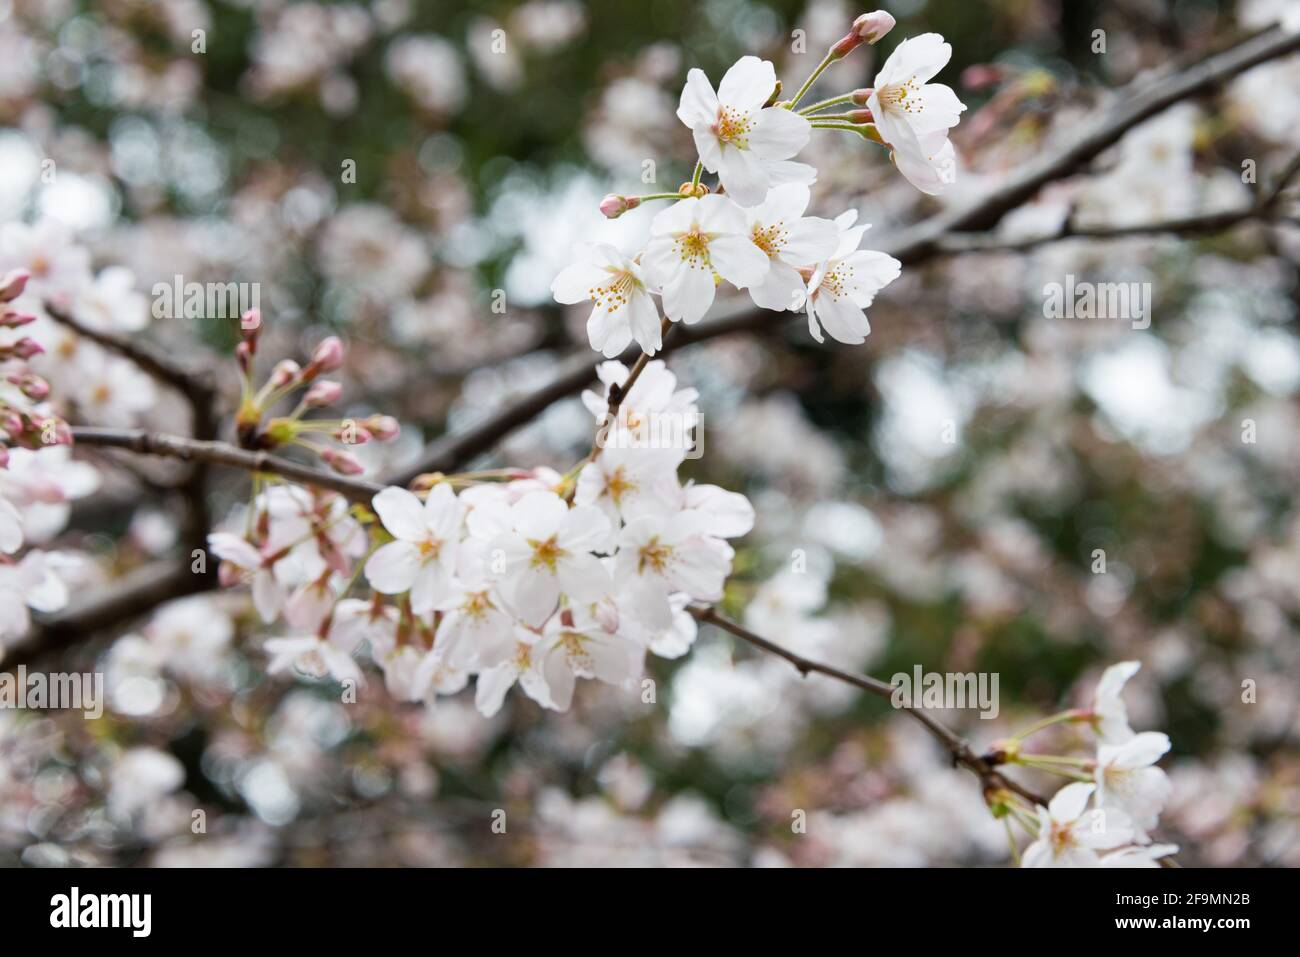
[
  {"xmin": 1094, "ymin": 731, "xmax": 1172, "ymax": 840},
  {"xmin": 1021, "ymin": 782, "xmax": 1134, "ymax": 867},
  {"xmin": 365, "ymin": 484, "xmax": 461, "ymax": 613},
  {"xmin": 805, "ymin": 211, "xmax": 901, "ymax": 344},
  {"xmin": 644, "ymin": 195, "xmax": 769, "ymax": 324},
  {"xmin": 551, "ymin": 243, "xmax": 663, "ymax": 357},
  {"xmin": 677, "ymin": 56, "xmax": 812, "ymax": 206},
  {"xmin": 742, "ymin": 184, "xmax": 838, "ymax": 312}
]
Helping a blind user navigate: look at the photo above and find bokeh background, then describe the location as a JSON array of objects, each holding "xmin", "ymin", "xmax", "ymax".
[{"xmin": 1, "ymin": 0, "xmax": 1298, "ymax": 866}]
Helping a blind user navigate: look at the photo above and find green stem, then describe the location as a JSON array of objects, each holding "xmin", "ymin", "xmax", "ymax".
[
  {"xmin": 788, "ymin": 51, "xmax": 836, "ymax": 109},
  {"xmin": 798, "ymin": 93, "xmax": 853, "ymax": 115},
  {"xmin": 1010, "ymin": 709, "xmax": 1088, "ymax": 742},
  {"xmin": 690, "ymin": 161, "xmax": 703, "ymax": 190}
]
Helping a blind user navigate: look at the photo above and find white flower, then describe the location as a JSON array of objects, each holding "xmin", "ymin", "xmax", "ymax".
[
  {"xmin": 0, "ymin": 550, "xmax": 72, "ymax": 641},
  {"xmin": 0, "ymin": 219, "xmax": 92, "ymax": 306},
  {"xmin": 891, "ymin": 128, "xmax": 957, "ymax": 195},
  {"xmin": 208, "ymin": 532, "xmax": 289, "ymax": 623},
  {"xmin": 433, "ymin": 579, "xmax": 516, "ymax": 670},
  {"xmin": 677, "ymin": 56, "xmax": 812, "ymax": 206},
  {"xmin": 1099, "ymin": 843, "xmax": 1179, "ymax": 867},
  {"xmin": 867, "ymin": 33, "xmax": 966, "ymax": 194},
  {"xmin": 73, "ymin": 266, "xmax": 149, "ymax": 333},
  {"xmin": 364, "ymin": 484, "xmax": 461, "ymax": 614},
  {"xmin": 581, "ymin": 360, "xmax": 699, "ymax": 440},
  {"xmin": 73, "ymin": 353, "xmax": 157, "ymax": 427},
  {"xmin": 551, "ymin": 243, "xmax": 662, "ymax": 357},
  {"xmin": 144, "ymin": 597, "xmax": 234, "ymax": 681},
  {"xmin": 575, "ymin": 443, "xmax": 682, "ymax": 526},
  {"xmin": 473, "ymin": 628, "xmax": 553, "ymax": 716},
  {"xmin": 265, "ymin": 626, "xmax": 364, "ymax": 686},
  {"xmin": 534, "ymin": 608, "xmax": 644, "ymax": 711},
  {"xmin": 805, "ymin": 211, "xmax": 901, "ymax": 344},
  {"xmin": 1091, "ymin": 660, "xmax": 1141, "ymax": 743},
  {"xmin": 476, "ymin": 490, "xmax": 612, "ymax": 626},
  {"xmin": 644, "ymin": 195, "xmax": 769, "ymax": 325},
  {"xmin": 616, "ymin": 510, "xmax": 734, "ymax": 632},
  {"xmin": 1094, "ymin": 731, "xmax": 1172, "ymax": 840},
  {"xmin": 1021, "ymin": 782, "xmax": 1133, "ymax": 867},
  {"xmin": 0, "ymin": 446, "xmax": 100, "ymax": 546},
  {"xmin": 108, "ymin": 747, "xmax": 185, "ymax": 818},
  {"xmin": 0, "ymin": 499, "xmax": 23, "ymax": 554},
  {"xmin": 742, "ymin": 184, "xmax": 838, "ymax": 312}
]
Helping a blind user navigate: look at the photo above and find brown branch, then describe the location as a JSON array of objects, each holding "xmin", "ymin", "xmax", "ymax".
[
  {"xmin": 690, "ymin": 606, "xmax": 1048, "ymax": 808},
  {"xmin": 934, "ymin": 151, "xmax": 1300, "ymax": 255},
  {"xmin": 69, "ymin": 427, "xmax": 384, "ymax": 503}
]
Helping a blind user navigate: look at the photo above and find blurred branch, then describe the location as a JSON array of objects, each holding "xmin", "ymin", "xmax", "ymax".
[
  {"xmin": 69, "ymin": 427, "xmax": 384, "ymax": 503},
  {"xmin": 395, "ymin": 27, "xmax": 1300, "ymax": 485},
  {"xmin": 934, "ymin": 151, "xmax": 1300, "ymax": 254},
  {"xmin": 690, "ymin": 606, "xmax": 1048, "ymax": 808},
  {"xmin": 883, "ymin": 25, "xmax": 1300, "ymax": 257}
]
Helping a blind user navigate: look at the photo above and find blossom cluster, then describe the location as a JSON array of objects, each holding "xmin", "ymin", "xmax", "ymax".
[
  {"xmin": 555, "ymin": 13, "xmax": 967, "ymax": 356},
  {"xmin": 1014, "ymin": 662, "xmax": 1177, "ymax": 867}
]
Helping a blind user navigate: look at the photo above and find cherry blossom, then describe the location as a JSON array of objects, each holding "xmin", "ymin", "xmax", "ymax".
[
  {"xmin": 742, "ymin": 184, "xmax": 838, "ymax": 312},
  {"xmin": 364, "ymin": 484, "xmax": 462, "ymax": 613},
  {"xmin": 1094, "ymin": 731, "xmax": 1172, "ymax": 840},
  {"xmin": 1021, "ymin": 783, "xmax": 1134, "ymax": 867},
  {"xmin": 551, "ymin": 243, "xmax": 662, "ymax": 357},
  {"xmin": 643, "ymin": 196, "xmax": 769, "ymax": 324},
  {"xmin": 805, "ymin": 211, "xmax": 902, "ymax": 344},
  {"xmin": 677, "ymin": 56, "xmax": 812, "ymax": 206}
]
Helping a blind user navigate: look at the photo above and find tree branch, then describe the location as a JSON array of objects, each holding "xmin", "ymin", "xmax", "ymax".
[
  {"xmin": 70, "ymin": 427, "xmax": 384, "ymax": 503},
  {"xmin": 690, "ymin": 606, "xmax": 1048, "ymax": 807}
]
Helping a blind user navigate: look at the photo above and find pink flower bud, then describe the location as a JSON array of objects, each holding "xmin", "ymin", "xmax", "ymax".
[
  {"xmin": 0, "ymin": 310, "xmax": 37, "ymax": 328},
  {"xmin": 852, "ymin": 10, "xmax": 896, "ymax": 43},
  {"xmin": 235, "ymin": 340, "xmax": 253, "ymax": 374},
  {"xmin": 599, "ymin": 194, "xmax": 640, "ymax": 219},
  {"xmin": 310, "ymin": 336, "xmax": 344, "ymax": 373},
  {"xmin": 241, "ymin": 308, "xmax": 261, "ymax": 333},
  {"xmin": 364, "ymin": 415, "xmax": 400, "ymax": 441},
  {"xmin": 15, "ymin": 373, "xmax": 49, "ymax": 400},
  {"xmin": 269, "ymin": 359, "xmax": 302, "ymax": 388},
  {"xmin": 11, "ymin": 337, "xmax": 43, "ymax": 359},
  {"xmin": 0, "ymin": 269, "xmax": 30, "ymax": 302},
  {"xmin": 333, "ymin": 425, "xmax": 372, "ymax": 444},
  {"xmin": 961, "ymin": 64, "xmax": 1005, "ymax": 90},
  {"xmin": 321, "ymin": 447, "xmax": 364, "ymax": 475},
  {"xmin": 304, "ymin": 379, "xmax": 342, "ymax": 408}
]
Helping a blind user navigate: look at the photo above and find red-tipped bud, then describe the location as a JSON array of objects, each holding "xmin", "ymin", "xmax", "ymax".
[
  {"xmin": 321, "ymin": 447, "xmax": 364, "ymax": 475},
  {"xmin": 9, "ymin": 372, "xmax": 49, "ymax": 400},
  {"xmin": 10, "ymin": 337, "xmax": 44, "ymax": 359},
  {"xmin": 334, "ymin": 425, "xmax": 372, "ymax": 445},
  {"xmin": 304, "ymin": 380, "xmax": 342, "ymax": 408},
  {"xmin": 310, "ymin": 336, "xmax": 344, "ymax": 373},
  {"xmin": 0, "ymin": 269, "xmax": 30, "ymax": 302},
  {"xmin": 241, "ymin": 308, "xmax": 262, "ymax": 333},
  {"xmin": 599, "ymin": 194, "xmax": 640, "ymax": 219},
  {"xmin": 364, "ymin": 414, "xmax": 401, "ymax": 441},
  {"xmin": 852, "ymin": 10, "xmax": 896, "ymax": 43},
  {"xmin": 849, "ymin": 107, "xmax": 874, "ymax": 124},
  {"xmin": 0, "ymin": 309, "xmax": 36, "ymax": 329},
  {"xmin": 269, "ymin": 359, "xmax": 302, "ymax": 389}
]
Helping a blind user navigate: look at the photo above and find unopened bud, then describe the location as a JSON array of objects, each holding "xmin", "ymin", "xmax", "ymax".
[
  {"xmin": 0, "ymin": 269, "xmax": 30, "ymax": 302},
  {"xmin": 269, "ymin": 359, "xmax": 301, "ymax": 388},
  {"xmin": 677, "ymin": 181, "xmax": 709, "ymax": 199},
  {"xmin": 321, "ymin": 447, "xmax": 364, "ymax": 475},
  {"xmin": 364, "ymin": 415, "xmax": 401, "ymax": 441},
  {"xmin": 599, "ymin": 194, "xmax": 640, "ymax": 219},
  {"xmin": 0, "ymin": 309, "xmax": 36, "ymax": 329},
  {"xmin": 852, "ymin": 10, "xmax": 895, "ymax": 43},
  {"xmin": 334, "ymin": 425, "xmax": 372, "ymax": 444},
  {"xmin": 308, "ymin": 336, "xmax": 344, "ymax": 375},
  {"xmin": 10, "ymin": 337, "xmax": 43, "ymax": 359},
  {"xmin": 304, "ymin": 379, "xmax": 342, "ymax": 408},
  {"xmin": 849, "ymin": 108, "xmax": 874, "ymax": 124},
  {"xmin": 241, "ymin": 308, "xmax": 262, "ymax": 334}
]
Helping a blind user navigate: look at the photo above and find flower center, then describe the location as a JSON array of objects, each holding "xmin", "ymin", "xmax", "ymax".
[
  {"xmin": 1050, "ymin": 822, "xmax": 1075, "ymax": 855},
  {"xmin": 750, "ymin": 221, "xmax": 787, "ymax": 258},
  {"xmin": 814, "ymin": 261, "xmax": 854, "ymax": 301},
  {"xmin": 674, "ymin": 226, "xmax": 711, "ymax": 269},
  {"xmin": 418, "ymin": 538, "xmax": 442, "ymax": 560},
  {"xmin": 713, "ymin": 106, "xmax": 754, "ymax": 147},
  {"xmin": 605, "ymin": 466, "xmax": 636, "ymax": 505},
  {"xmin": 529, "ymin": 535, "xmax": 565, "ymax": 571},
  {"xmin": 638, "ymin": 538, "xmax": 673, "ymax": 575},
  {"xmin": 879, "ymin": 77, "xmax": 921, "ymax": 114},
  {"xmin": 589, "ymin": 270, "xmax": 637, "ymax": 314}
]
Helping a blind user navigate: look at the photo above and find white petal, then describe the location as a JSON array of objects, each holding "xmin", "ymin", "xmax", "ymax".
[
  {"xmin": 676, "ymin": 68, "xmax": 719, "ymax": 128},
  {"xmin": 750, "ymin": 106, "xmax": 810, "ymax": 161},
  {"xmin": 709, "ymin": 234, "xmax": 770, "ymax": 290},
  {"xmin": 372, "ymin": 486, "xmax": 429, "ymax": 541},
  {"xmin": 717, "ymin": 56, "xmax": 776, "ymax": 112},
  {"xmin": 364, "ymin": 540, "xmax": 422, "ymax": 594}
]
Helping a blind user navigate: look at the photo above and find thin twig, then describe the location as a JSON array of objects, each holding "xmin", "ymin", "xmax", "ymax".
[{"xmin": 690, "ymin": 606, "xmax": 1048, "ymax": 807}]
